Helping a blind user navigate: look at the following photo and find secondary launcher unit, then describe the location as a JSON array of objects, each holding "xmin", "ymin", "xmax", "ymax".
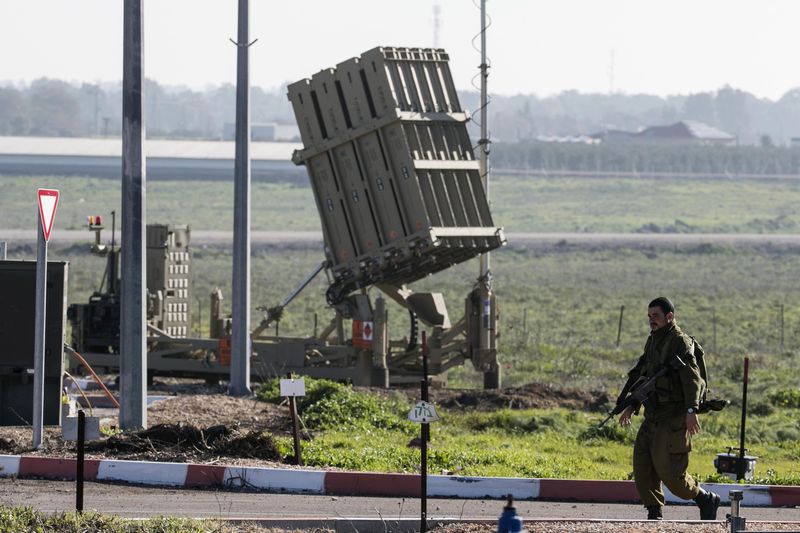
[{"xmin": 288, "ymin": 46, "xmax": 503, "ymax": 303}]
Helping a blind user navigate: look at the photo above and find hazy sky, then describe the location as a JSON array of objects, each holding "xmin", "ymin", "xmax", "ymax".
[{"xmin": 1, "ymin": 0, "xmax": 798, "ymax": 99}]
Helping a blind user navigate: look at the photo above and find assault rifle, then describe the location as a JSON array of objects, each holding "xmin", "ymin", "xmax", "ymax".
[{"xmin": 598, "ymin": 354, "xmax": 687, "ymax": 428}]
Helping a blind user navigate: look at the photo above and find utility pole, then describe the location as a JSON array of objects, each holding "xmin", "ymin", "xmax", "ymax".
[
  {"xmin": 120, "ymin": 0, "xmax": 147, "ymax": 429},
  {"xmin": 230, "ymin": 0, "xmax": 253, "ymax": 396},
  {"xmin": 478, "ymin": 0, "xmax": 490, "ymax": 281},
  {"xmin": 477, "ymin": 0, "xmax": 498, "ymax": 389}
]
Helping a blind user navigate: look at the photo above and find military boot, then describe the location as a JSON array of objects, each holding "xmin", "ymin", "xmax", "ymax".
[
  {"xmin": 646, "ymin": 506, "xmax": 663, "ymax": 520},
  {"xmin": 695, "ymin": 490, "xmax": 721, "ymax": 520}
]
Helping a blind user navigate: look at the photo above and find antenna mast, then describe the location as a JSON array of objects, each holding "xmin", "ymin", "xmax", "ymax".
[{"xmin": 479, "ymin": 0, "xmax": 490, "ymax": 280}]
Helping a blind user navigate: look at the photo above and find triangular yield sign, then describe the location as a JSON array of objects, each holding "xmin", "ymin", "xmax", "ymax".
[{"xmin": 37, "ymin": 189, "xmax": 60, "ymax": 242}]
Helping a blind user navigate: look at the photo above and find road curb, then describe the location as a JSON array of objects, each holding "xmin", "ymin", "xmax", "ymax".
[{"xmin": 1, "ymin": 454, "xmax": 797, "ymax": 507}]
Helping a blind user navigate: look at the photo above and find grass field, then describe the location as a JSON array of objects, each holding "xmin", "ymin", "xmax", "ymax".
[
  {"xmin": 4, "ymin": 173, "xmax": 800, "ymax": 233},
  {"xmin": 4, "ymin": 173, "xmax": 800, "ymax": 482},
  {"xmin": 256, "ymin": 378, "xmax": 800, "ymax": 484}
]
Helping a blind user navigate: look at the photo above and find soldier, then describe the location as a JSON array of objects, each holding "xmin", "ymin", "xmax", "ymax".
[{"xmin": 617, "ymin": 296, "xmax": 720, "ymax": 520}]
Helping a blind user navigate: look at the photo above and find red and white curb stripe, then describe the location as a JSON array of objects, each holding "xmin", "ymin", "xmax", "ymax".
[{"xmin": 1, "ymin": 454, "xmax": 797, "ymax": 507}]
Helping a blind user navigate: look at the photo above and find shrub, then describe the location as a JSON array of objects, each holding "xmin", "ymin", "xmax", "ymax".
[
  {"xmin": 768, "ymin": 389, "xmax": 800, "ymax": 408},
  {"xmin": 257, "ymin": 377, "xmax": 413, "ymax": 432}
]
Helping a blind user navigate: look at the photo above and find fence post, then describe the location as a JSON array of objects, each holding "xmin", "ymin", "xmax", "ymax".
[
  {"xmin": 780, "ymin": 304, "xmax": 785, "ymax": 351},
  {"xmin": 712, "ymin": 310, "xmax": 717, "ymax": 354},
  {"xmin": 616, "ymin": 305, "xmax": 625, "ymax": 347}
]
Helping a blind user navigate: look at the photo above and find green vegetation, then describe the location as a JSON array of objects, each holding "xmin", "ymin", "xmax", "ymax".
[
  {"xmin": 5, "ymin": 172, "xmax": 800, "ymax": 483},
  {"xmin": 5, "ymin": 173, "xmax": 800, "ymax": 233},
  {"xmin": 256, "ymin": 377, "xmax": 800, "ymax": 483},
  {"xmin": 256, "ymin": 379, "xmax": 413, "ymax": 432},
  {"xmin": 0, "ymin": 506, "xmax": 237, "ymax": 532}
]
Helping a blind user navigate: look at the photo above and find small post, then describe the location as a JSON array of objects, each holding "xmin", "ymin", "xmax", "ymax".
[
  {"xmin": 289, "ymin": 396, "xmax": 301, "ymax": 465},
  {"xmin": 286, "ymin": 373, "xmax": 302, "ymax": 466},
  {"xmin": 522, "ymin": 308, "xmax": 527, "ymax": 333},
  {"xmin": 421, "ymin": 330, "xmax": 430, "ymax": 532},
  {"xmin": 738, "ymin": 357, "xmax": 750, "ymax": 481},
  {"xmin": 32, "ymin": 217, "xmax": 48, "ymax": 449},
  {"xmin": 275, "ymin": 321, "xmax": 280, "ymax": 338},
  {"xmin": 616, "ymin": 304, "xmax": 625, "ymax": 347},
  {"xmin": 712, "ymin": 310, "xmax": 717, "ymax": 354},
  {"xmin": 76, "ymin": 409, "xmax": 85, "ymax": 514},
  {"xmin": 420, "ymin": 376, "xmax": 428, "ymax": 533},
  {"xmin": 313, "ymin": 313, "xmax": 318, "ymax": 338},
  {"xmin": 780, "ymin": 304, "xmax": 785, "ymax": 350},
  {"xmin": 422, "ymin": 330, "xmax": 429, "ymax": 381},
  {"xmin": 728, "ymin": 490, "xmax": 745, "ymax": 533}
]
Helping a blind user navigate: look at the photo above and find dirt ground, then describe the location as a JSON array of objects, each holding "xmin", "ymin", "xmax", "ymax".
[{"xmin": 0, "ymin": 379, "xmax": 610, "ymax": 466}]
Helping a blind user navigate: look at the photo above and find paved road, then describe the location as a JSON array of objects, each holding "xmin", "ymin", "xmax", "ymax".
[
  {"xmin": 2, "ymin": 478, "xmax": 799, "ymax": 522},
  {"xmin": 3, "ymin": 230, "xmax": 800, "ymax": 247}
]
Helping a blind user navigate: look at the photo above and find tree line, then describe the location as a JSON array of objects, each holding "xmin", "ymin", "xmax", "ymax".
[
  {"xmin": 491, "ymin": 141, "xmax": 800, "ymax": 176},
  {"xmin": 3, "ymin": 78, "xmax": 800, "ymax": 162}
]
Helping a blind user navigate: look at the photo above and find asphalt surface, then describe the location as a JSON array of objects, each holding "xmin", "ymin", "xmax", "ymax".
[
  {"xmin": 2, "ymin": 478, "xmax": 799, "ymax": 522},
  {"xmin": 4, "ymin": 230, "xmax": 800, "ymax": 247}
]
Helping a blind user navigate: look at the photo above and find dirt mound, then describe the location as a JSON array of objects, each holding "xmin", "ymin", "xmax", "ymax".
[
  {"xmin": 431, "ymin": 382, "xmax": 611, "ymax": 412},
  {"xmin": 147, "ymin": 393, "xmax": 287, "ymax": 431},
  {"xmin": 94, "ymin": 422, "xmax": 280, "ymax": 463}
]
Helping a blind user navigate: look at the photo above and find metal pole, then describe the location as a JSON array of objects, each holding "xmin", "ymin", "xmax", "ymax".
[
  {"xmin": 422, "ymin": 330, "xmax": 429, "ymax": 380},
  {"xmin": 728, "ymin": 490, "xmax": 745, "ymax": 533},
  {"xmin": 616, "ymin": 304, "xmax": 625, "ymax": 347},
  {"xmin": 738, "ymin": 357, "xmax": 749, "ymax": 481},
  {"xmin": 32, "ymin": 216, "xmax": 47, "ymax": 449},
  {"xmin": 289, "ymin": 395, "xmax": 302, "ymax": 465},
  {"xmin": 478, "ymin": 0, "xmax": 490, "ymax": 279},
  {"xmin": 120, "ymin": 0, "xmax": 147, "ymax": 430},
  {"xmin": 76, "ymin": 410, "xmax": 85, "ymax": 513},
  {"xmin": 420, "ymin": 377, "xmax": 428, "ymax": 533},
  {"xmin": 230, "ymin": 0, "xmax": 252, "ymax": 396}
]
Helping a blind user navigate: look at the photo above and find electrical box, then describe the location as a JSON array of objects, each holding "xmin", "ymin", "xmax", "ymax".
[
  {"xmin": 714, "ymin": 452, "xmax": 758, "ymax": 481},
  {"xmin": 0, "ymin": 261, "xmax": 67, "ymax": 426},
  {"xmin": 288, "ymin": 46, "xmax": 505, "ymax": 303}
]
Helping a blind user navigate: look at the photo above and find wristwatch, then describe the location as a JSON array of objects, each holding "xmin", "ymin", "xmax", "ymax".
[{"xmin": 687, "ymin": 407, "xmax": 696, "ymax": 414}]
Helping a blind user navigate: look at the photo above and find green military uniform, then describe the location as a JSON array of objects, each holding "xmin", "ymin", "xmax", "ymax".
[{"xmin": 628, "ymin": 322, "xmax": 706, "ymax": 508}]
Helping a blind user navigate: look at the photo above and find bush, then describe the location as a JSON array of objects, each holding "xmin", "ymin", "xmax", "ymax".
[
  {"xmin": 768, "ymin": 389, "xmax": 800, "ymax": 408},
  {"xmin": 257, "ymin": 377, "xmax": 413, "ymax": 432},
  {"xmin": 579, "ymin": 422, "xmax": 635, "ymax": 444}
]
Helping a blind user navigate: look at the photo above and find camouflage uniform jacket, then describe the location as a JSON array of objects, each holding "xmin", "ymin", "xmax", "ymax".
[{"xmin": 627, "ymin": 322, "xmax": 705, "ymax": 422}]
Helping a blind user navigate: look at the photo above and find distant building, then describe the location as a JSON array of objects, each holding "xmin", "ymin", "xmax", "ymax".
[
  {"xmin": 0, "ymin": 136, "xmax": 304, "ymax": 181},
  {"xmin": 222, "ymin": 122, "xmax": 300, "ymax": 142},
  {"xmin": 589, "ymin": 129, "xmax": 637, "ymax": 143},
  {"xmin": 590, "ymin": 121, "xmax": 736, "ymax": 145},
  {"xmin": 636, "ymin": 121, "xmax": 736, "ymax": 145},
  {"xmin": 535, "ymin": 134, "xmax": 599, "ymax": 144},
  {"xmin": 790, "ymin": 137, "xmax": 800, "ymax": 148}
]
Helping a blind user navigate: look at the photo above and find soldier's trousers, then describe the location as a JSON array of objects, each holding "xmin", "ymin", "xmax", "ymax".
[{"xmin": 633, "ymin": 414, "xmax": 701, "ymax": 507}]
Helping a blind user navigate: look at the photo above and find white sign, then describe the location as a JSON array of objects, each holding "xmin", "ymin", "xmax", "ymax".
[
  {"xmin": 362, "ymin": 320, "xmax": 374, "ymax": 341},
  {"xmin": 280, "ymin": 377, "xmax": 306, "ymax": 397},
  {"xmin": 408, "ymin": 400, "xmax": 440, "ymax": 423},
  {"xmin": 37, "ymin": 189, "xmax": 60, "ymax": 242}
]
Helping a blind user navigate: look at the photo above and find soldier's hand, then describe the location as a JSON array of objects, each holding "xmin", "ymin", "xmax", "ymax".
[
  {"xmin": 686, "ymin": 412, "xmax": 701, "ymax": 435},
  {"xmin": 619, "ymin": 405, "xmax": 635, "ymax": 427}
]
